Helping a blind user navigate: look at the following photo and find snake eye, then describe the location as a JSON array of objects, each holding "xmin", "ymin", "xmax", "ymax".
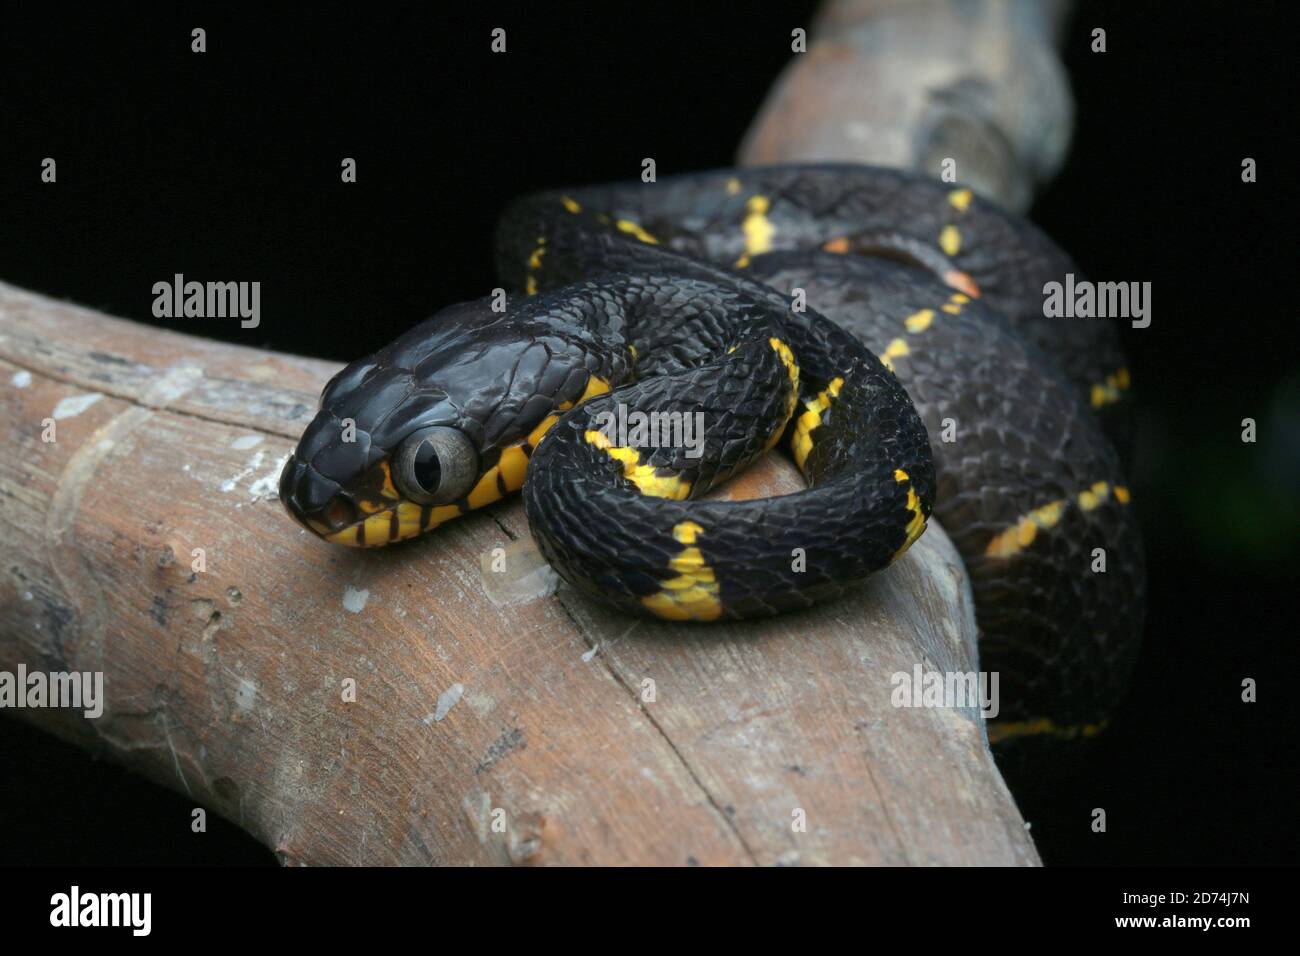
[{"xmin": 393, "ymin": 426, "xmax": 478, "ymax": 505}]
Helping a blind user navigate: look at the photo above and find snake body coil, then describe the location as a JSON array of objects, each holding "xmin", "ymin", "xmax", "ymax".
[{"xmin": 280, "ymin": 165, "xmax": 1143, "ymax": 746}]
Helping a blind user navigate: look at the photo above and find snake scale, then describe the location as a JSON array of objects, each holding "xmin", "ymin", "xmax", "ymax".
[{"xmin": 279, "ymin": 164, "xmax": 1144, "ymax": 749}]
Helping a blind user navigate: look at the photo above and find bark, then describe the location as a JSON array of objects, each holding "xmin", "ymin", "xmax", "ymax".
[
  {"xmin": 739, "ymin": 0, "xmax": 1077, "ymax": 212},
  {"xmin": 0, "ymin": 281, "xmax": 1038, "ymax": 864}
]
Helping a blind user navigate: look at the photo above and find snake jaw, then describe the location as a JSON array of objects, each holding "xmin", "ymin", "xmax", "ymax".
[
  {"xmin": 281, "ymin": 452, "xmax": 416, "ymax": 546},
  {"xmin": 322, "ymin": 458, "xmax": 471, "ymax": 547},
  {"xmin": 320, "ymin": 499, "xmax": 396, "ymax": 546},
  {"xmin": 319, "ymin": 497, "xmax": 443, "ymax": 548}
]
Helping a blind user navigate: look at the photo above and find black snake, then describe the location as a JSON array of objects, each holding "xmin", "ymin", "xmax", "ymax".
[{"xmin": 279, "ymin": 164, "xmax": 1144, "ymax": 748}]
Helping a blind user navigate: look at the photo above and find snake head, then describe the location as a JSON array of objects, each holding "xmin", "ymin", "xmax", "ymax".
[
  {"xmin": 279, "ymin": 299, "xmax": 608, "ymax": 546},
  {"xmin": 278, "ymin": 361, "xmax": 477, "ymax": 546}
]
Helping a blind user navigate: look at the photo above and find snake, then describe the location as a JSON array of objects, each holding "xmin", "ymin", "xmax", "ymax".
[{"xmin": 279, "ymin": 164, "xmax": 1144, "ymax": 749}]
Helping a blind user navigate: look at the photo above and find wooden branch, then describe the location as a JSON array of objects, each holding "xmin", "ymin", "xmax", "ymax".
[
  {"xmin": 739, "ymin": 0, "xmax": 1077, "ymax": 212},
  {"xmin": 0, "ymin": 281, "xmax": 1038, "ymax": 865}
]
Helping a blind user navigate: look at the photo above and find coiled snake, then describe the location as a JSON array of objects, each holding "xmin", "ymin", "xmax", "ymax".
[{"xmin": 279, "ymin": 165, "xmax": 1144, "ymax": 748}]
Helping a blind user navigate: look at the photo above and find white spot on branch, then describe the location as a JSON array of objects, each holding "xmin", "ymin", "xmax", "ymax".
[
  {"xmin": 434, "ymin": 683, "xmax": 464, "ymax": 721},
  {"xmin": 342, "ymin": 585, "xmax": 369, "ymax": 613},
  {"xmin": 220, "ymin": 450, "xmax": 263, "ymax": 492},
  {"xmin": 248, "ymin": 454, "xmax": 289, "ymax": 501},
  {"xmin": 235, "ymin": 677, "xmax": 257, "ymax": 713},
  {"xmin": 52, "ymin": 392, "xmax": 102, "ymax": 420},
  {"xmin": 142, "ymin": 365, "xmax": 202, "ymax": 406}
]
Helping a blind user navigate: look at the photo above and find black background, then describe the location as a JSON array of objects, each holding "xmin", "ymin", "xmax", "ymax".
[{"xmin": 0, "ymin": 2, "xmax": 1295, "ymax": 866}]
